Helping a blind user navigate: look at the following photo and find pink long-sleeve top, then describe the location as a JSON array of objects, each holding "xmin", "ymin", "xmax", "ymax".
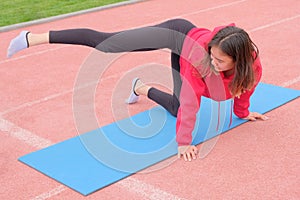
[{"xmin": 177, "ymin": 24, "xmax": 262, "ymax": 146}]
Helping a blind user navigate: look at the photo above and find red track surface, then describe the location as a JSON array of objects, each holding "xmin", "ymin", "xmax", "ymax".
[{"xmin": 0, "ymin": 0, "xmax": 299, "ymax": 199}]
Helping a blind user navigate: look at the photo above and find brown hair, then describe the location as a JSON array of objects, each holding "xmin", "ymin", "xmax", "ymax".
[{"xmin": 198, "ymin": 26, "xmax": 259, "ymax": 97}]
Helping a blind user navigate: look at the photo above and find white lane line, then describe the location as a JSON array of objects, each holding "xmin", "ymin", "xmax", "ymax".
[
  {"xmin": 0, "ymin": 0, "xmax": 144, "ymax": 32},
  {"xmin": 0, "ymin": 91, "xmax": 71, "ymax": 116},
  {"xmin": 5, "ymin": 1, "xmax": 298, "ymax": 199},
  {"xmin": 180, "ymin": 0, "xmax": 246, "ymax": 17},
  {"xmin": 31, "ymin": 185, "xmax": 67, "ymax": 200},
  {"xmin": 0, "ymin": 117, "xmax": 67, "ymax": 199},
  {"xmin": 2, "ymin": 7, "xmax": 300, "ymax": 118},
  {"xmin": 281, "ymin": 75, "xmax": 300, "ymax": 87},
  {"xmin": 0, "ymin": 73, "xmax": 116, "ymax": 116},
  {"xmin": 0, "ymin": 0, "xmax": 247, "ymax": 66},
  {"xmin": 249, "ymin": 14, "xmax": 300, "ymax": 32},
  {"xmin": 1, "ymin": 114, "xmax": 185, "ymax": 200},
  {"xmin": 0, "ymin": 46, "xmax": 65, "ymax": 65},
  {"xmin": 117, "ymin": 177, "xmax": 186, "ymax": 200},
  {"xmin": 0, "ymin": 118, "xmax": 52, "ymax": 149},
  {"xmin": 0, "ymin": 86, "xmax": 76, "ymax": 116}
]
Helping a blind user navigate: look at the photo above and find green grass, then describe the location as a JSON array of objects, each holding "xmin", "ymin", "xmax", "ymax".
[{"xmin": 0, "ymin": 0, "xmax": 127, "ymax": 27}]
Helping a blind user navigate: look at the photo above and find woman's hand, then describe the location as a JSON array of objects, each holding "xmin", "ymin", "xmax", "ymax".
[
  {"xmin": 178, "ymin": 145, "xmax": 198, "ymax": 161},
  {"xmin": 243, "ymin": 112, "xmax": 269, "ymax": 121}
]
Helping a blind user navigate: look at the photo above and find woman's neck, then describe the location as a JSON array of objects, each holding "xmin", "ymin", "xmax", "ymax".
[{"xmin": 223, "ymin": 68, "xmax": 235, "ymax": 77}]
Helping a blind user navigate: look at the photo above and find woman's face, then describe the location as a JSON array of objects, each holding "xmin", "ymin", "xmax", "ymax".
[{"xmin": 210, "ymin": 46, "xmax": 235, "ymax": 72}]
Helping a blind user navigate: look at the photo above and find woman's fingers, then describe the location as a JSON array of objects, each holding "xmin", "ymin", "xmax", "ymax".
[
  {"xmin": 245, "ymin": 112, "xmax": 269, "ymax": 121},
  {"xmin": 256, "ymin": 113, "xmax": 269, "ymax": 120},
  {"xmin": 186, "ymin": 152, "xmax": 192, "ymax": 161},
  {"xmin": 252, "ymin": 112, "xmax": 269, "ymax": 120},
  {"xmin": 183, "ymin": 153, "xmax": 187, "ymax": 161},
  {"xmin": 248, "ymin": 115, "xmax": 257, "ymax": 121},
  {"xmin": 178, "ymin": 145, "xmax": 198, "ymax": 161},
  {"xmin": 185, "ymin": 148, "xmax": 198, "ymax": 161},
  {"xmin": 191, "ymin": 146, "xmax": 198, "ymax": 159},
  {"xmin": 182, "ymin": 152, "xmax": 194, "ymax": 161}
]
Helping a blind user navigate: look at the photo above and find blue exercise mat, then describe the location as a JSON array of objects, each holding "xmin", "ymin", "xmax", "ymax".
[{"xmin": 18, "ymin": 83, "xmax": 299, "ymax": 195}]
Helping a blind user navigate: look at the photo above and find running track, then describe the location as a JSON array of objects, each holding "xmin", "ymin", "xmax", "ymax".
[{"xmin": 0, "ymin": 0, "xmax": 299, "ymax": 199}]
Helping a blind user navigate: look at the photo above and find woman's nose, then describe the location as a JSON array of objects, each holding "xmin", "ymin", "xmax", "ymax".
[{"xmin": 211, "ymin": 59, "xmax": 217, "ymax": 67}]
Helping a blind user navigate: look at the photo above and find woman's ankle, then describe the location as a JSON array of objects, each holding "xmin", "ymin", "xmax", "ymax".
[
  {"xmin": 27, "ymin": 32, "xmax": 49, "ymax": 47},
  {"xmin": 134, "ymin": 80, "xmax": 150, "ymax": 96}
]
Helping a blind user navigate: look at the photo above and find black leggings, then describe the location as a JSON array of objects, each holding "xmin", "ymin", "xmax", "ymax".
[{"xmin": 49, "ymin": 18, "xmax": 196, "ymax": 116}]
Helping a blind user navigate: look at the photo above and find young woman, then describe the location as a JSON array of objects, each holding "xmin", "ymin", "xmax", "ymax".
[{"xmin": 7, "ymin": 18, "xmax": 268, "ymax": 162}]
